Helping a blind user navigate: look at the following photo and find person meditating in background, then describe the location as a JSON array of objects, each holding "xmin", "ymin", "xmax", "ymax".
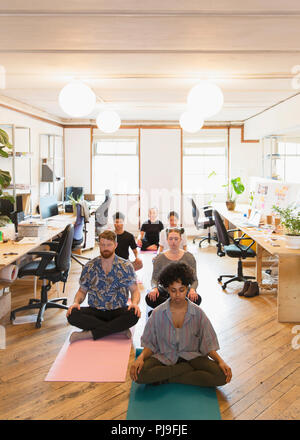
[
  {"xmin": 159, "ymin": 211, "xmax": 187, "ymax": 253},
  {"xmin": 137, "ymin": 207, "xmax": 164, "ymax": 251},
  {"xmin": 146, "ymin": 228, "xmax": 201, "ymax": 309},
  {"xmin": 130, "ymin": 262, "xmax": 232, "ymax": 387},
  {"xmin": 113, "ymin": 211, "xmax": 143, "ymax": 271},
  {"xmin": 67, "ymin": 230, "xmax": 141, "ymax": 343}
]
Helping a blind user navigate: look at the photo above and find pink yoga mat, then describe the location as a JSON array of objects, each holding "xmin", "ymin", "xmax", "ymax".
[{"xmin": 45, "ymin": 332, "xmax": 132, "ymax": 382}]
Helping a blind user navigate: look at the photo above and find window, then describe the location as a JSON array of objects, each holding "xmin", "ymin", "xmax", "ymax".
[
  {"xmin": 93, "ymin": 135, "xmax": 139, "ymax": 195},
  {"xmin": 277, "ymin": 142, "xmax": 300, "ymax": 183},
  {"xmin": 263, "ymin": 137, "xmax": 300, "ymax": 182},
  {"xmin": 182, "ymin": 130, "xmax": 228, "ymax": 201}
]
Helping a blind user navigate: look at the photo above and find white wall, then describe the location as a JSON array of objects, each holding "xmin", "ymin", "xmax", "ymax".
[
  {"xmin": 64, "ymin": 128, "xmax": 91, "ymax": 194},
  {"xmin": 229, "ymin": 128, "xmax": 262, "ymax": 203},
  {"xmin": 0, "ymin": 106, "xmax": 63, "ymax": 213},
  {"xmin": 140, "ymin": 128, "xmax": 181, "ymax": 226},
  {"xmin": 244, "ymin": 93, "xmax": 300, "ymax": 140}
]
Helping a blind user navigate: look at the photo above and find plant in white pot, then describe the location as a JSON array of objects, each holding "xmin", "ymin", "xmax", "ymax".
[{"xmin": 272, "ymin": 205, "xmax": 300, "ymax": 249}]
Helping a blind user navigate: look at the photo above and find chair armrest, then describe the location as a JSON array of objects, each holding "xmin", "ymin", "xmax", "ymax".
[
  {"xmin": 27, "ymin": 251, "xmax": 57, "ymax": 276},
  {"xmin": 227, "ymin": 229, "xmax": 240, "ymax": 233}
]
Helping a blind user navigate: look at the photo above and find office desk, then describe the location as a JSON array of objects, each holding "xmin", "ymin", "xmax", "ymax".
[
  {"xmin": 214, "ymin": 203, "xmax": 300, "ymax": 323},
  {"xmin": 0, "ymin": 213, "xmax": 75, "ymax": 268}
]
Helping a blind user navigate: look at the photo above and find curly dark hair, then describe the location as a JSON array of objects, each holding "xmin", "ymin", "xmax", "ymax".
[{"xmin": 158, "ymin": 262, "xmax": 195, "ymax": 288}]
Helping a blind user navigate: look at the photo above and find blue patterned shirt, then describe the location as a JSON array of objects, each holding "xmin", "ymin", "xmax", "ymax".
[{"xmin": 79, "ymin": 255, "xmax": 137, "ymax": 310}]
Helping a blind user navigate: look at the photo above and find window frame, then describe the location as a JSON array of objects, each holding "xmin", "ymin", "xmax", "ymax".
[
  {"xmin": 92, "ymin": 135, "xmax": 140, "ymax": 196},
  {"xmin": 182, "ymin": 135, "xmax": 228, "ymax": 198}
]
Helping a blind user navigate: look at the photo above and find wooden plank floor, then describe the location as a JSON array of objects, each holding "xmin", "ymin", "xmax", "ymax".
[{"xmin": 0, "ymin": 241, "xmax": 299, "ymax": 420}]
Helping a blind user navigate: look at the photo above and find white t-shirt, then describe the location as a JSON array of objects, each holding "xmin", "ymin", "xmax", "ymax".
[{"xmin": 159, "ymin": 228, "xmax": 187, "ymax": 250}]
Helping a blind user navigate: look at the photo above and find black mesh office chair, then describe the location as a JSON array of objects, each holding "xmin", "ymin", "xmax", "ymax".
[
  {"xmin": 10, "ymin": 224, "xmax": 74, "ymax": 328},
  {"xmin": 95, "ymin": 189, "xmax": 112, "ymax": 235},
  {"xmin": 189, "ymin": 198, "xmax": 218, "ymax": 247},
  {"xmin": 213, "ymin": 210, "xmax": 256, "ymax": 290}
]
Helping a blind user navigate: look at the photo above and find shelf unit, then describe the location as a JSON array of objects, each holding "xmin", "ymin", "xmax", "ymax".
[
  {"xmin": 39, "ymin": 134, "xmax": 64, "ymax": 202},
  {"xmin": 0, "ymin": 124, "xmax": 32, "ymax": 214}
]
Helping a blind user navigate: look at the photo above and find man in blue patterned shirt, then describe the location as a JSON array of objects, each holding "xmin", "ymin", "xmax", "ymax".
[{"xmin": 67, "ymin": 230, "xmax": 141, "ymax": 343}]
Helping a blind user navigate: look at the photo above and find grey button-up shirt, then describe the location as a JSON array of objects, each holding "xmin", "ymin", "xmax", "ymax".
[{"xmin": 141, "ymin": 298, "xmax": 220, "ymax": 365}]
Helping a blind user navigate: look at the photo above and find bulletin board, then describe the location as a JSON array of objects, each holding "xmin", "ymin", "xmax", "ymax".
[{"xmin": 252, "ymin": 178, "xmax": 300, "ymax": 215}]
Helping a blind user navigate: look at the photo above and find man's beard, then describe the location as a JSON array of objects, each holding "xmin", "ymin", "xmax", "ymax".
[{"xmin": 101, "ymin": 250, "xmax": 114, "ymax": 259}]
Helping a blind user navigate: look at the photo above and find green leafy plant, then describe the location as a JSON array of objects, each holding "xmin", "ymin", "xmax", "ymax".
[
  {"xmin": 249, "ymin": 191, "xmax": 254, "ymax": 207},
  {"xmin": 223, "ymin": 177, "xmax": 245, "ymax": 202},
  {"xmin": 0, "ymin": 129, "xmax": 14, "ymax": 225},
  {"xmin": 272, "ymin": 205, "xmax": 300, "ymax": 236},
  {"xmin": 68, "ymin": 193, "xmax": 82, "ymax": 212},
  {"xmin": 207, "ymin": 170, "xmax": 217, "ymax": 205}
]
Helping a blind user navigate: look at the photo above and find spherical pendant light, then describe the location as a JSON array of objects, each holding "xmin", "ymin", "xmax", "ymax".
[
  {"xmin": 96, "ymin": 110, "xmax": 121, "ymax": 133},
  {"xmin": 59, "ymin": 81, "xmax": 96, "ymax": 117},
  {"xmin": 179, "ymin": 111, "xmax": 204, "ymax": 133},
  {"xmin": 187, "ymin": 81, "xmax": 224, "ymax": 118}
]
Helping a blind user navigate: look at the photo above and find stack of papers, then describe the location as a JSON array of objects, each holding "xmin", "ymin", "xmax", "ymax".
[{"xmin": 15, "ymin": 237, "xmax": 40, "ymax": 245}]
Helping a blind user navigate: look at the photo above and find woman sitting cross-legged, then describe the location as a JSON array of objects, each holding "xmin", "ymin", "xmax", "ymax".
[
  {"xmin": 130, "ymin": 262, "xmax": 232, "ymax": 387},
  {"xmin": 145, "ymin": 227, "xmax": 201, "ymax": 309}
]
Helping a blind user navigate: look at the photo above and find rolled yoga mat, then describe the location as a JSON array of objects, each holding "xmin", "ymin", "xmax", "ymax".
[
  {"xmin": 126, "ymin": 348, "xmax": 221, "ymax": 420},
  {"xmin": 45, "ymin": 331, "xmax": 132, "ymax": 382},
  {"xmin": 0, "ymin": 264, "xmax": 18, "ymax": 283}
]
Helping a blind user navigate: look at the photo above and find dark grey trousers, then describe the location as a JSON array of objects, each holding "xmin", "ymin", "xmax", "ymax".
[
  {"xmin": 67, "ymin": 306, "xmax": 139, "ymax": 340},
  {"xmin": 136, "ymin": 356, "xmax": 227, "ymax": 387}
]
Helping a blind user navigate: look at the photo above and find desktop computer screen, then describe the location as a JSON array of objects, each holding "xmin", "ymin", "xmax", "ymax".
[
  {"xmin": 39, "ymin": 195, "xmax": 59, "ymax": 219},
  {"xmin": 64, "ymin": 186, "xmax": 83, "ymax": 202}
]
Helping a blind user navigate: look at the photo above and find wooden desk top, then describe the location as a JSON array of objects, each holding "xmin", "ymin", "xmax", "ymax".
[
  {"xmin": 0, "ymin": 213, "xmax": 75, "ymax": 268},
  {"xmin": 214, "ymin": 203, "xmax": 300, "ymax": 257}
]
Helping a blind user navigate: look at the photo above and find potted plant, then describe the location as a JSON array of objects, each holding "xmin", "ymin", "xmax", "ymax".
[
  {"xmin": 67, "ymin": 193, "xmax": 82, "ymax": 213},
  {"xmin": 248, "ymin": 191, "xmax": 254, "ymax": 217},
  {"xmin": 272, "ymin": 205, "xmax": 300, "ymax": 249},
  {"xmin": 223, "ymin": 177, "xmax": 245, "ymax": 211},
  {"xmin": 0, "ymin": 129, "xmax": 14, "ymax": 226}
]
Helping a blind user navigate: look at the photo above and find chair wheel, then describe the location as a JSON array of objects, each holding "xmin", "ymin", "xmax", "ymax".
[
  {"xmin": 10, "ymin": 312, "xmax": 15, "ymax": 321},
  {"xmin": 222, "ymin": 285, "xmax": 226, "ymax": 290},
  {"xmin": 35, "ymin": 321, "xmax": 42, "ymax": 329},
  {"xmin": 62, "ymin": 299, "xmax": 67, "ymax": 305},
  {"xmin": 217, "ymin": 277, "xmax": 222, "ymax": 283}
]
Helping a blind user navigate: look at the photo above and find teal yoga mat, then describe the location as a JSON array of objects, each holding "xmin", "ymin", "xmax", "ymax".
[{"xmin": 126, "ymin": 349, "xmax": 221, "ymax": 420}]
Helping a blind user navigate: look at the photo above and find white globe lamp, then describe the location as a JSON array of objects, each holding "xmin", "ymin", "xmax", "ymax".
[
  {"xmin": 179, "ymin": 111, "xmax": 204, "ymax": 133},
  {"xmin": 96, "ymin": 110, "xmax": 121, "ymax": 133},
  {"xmin": 59, "ymin": 81, "xmax": 96, "ymax": 117},
  {"xmin": 187, "ymin": 81, "xmax": 224, "ymax": 118}
]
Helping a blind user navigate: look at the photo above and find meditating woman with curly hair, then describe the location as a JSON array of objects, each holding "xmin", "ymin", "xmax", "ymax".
[{"xmin": 130, "ymin": 262, "xmax": 232, "ymax": 387}]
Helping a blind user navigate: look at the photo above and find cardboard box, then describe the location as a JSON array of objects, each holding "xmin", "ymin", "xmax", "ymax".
[
  {"xmin": 84, "ymin": 194, "xmax": 95, "ymax": 202},
  {"xmin": 18, "ymin": 222, "xmax": 47, "ymax": 237}
]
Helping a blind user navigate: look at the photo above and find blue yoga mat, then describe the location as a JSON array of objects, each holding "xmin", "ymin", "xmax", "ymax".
[{"xmin": 126, "ymin": 349, "xmax": 221, "ymax": 420}]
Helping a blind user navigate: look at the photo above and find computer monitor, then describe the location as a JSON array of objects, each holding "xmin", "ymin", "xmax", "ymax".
[
  {"xmin": 64, "ymin": 186, "xmax": 84, "ymax": 202},
  {"xmin": 39, "ymin": 195, "xmax": 59, "ymax": 219}
]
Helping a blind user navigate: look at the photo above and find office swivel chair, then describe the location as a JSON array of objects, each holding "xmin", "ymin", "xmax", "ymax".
[
  {"xmin": 95, "ymin": 189, "xmax": 112, "ymax": 235},
  {"xmin": 213, "ymin": 210, "xmax": 256, "ymax": 290},
  {"xmin": 189, "ymin": 198, "xmax": 218, "ymax": 247},
  {"xmin": 10, "ymin": 224, "xmax": 74, "ymax": 328},
  {"xmin": 71, "ymin": 202, "xmax": 92, "ymax": 267}
]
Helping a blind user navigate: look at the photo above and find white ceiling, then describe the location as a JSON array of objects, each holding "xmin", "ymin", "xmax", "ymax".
[{"xmin": 1, "ymin": 1, "xmax": 300, "ymax": 124}]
